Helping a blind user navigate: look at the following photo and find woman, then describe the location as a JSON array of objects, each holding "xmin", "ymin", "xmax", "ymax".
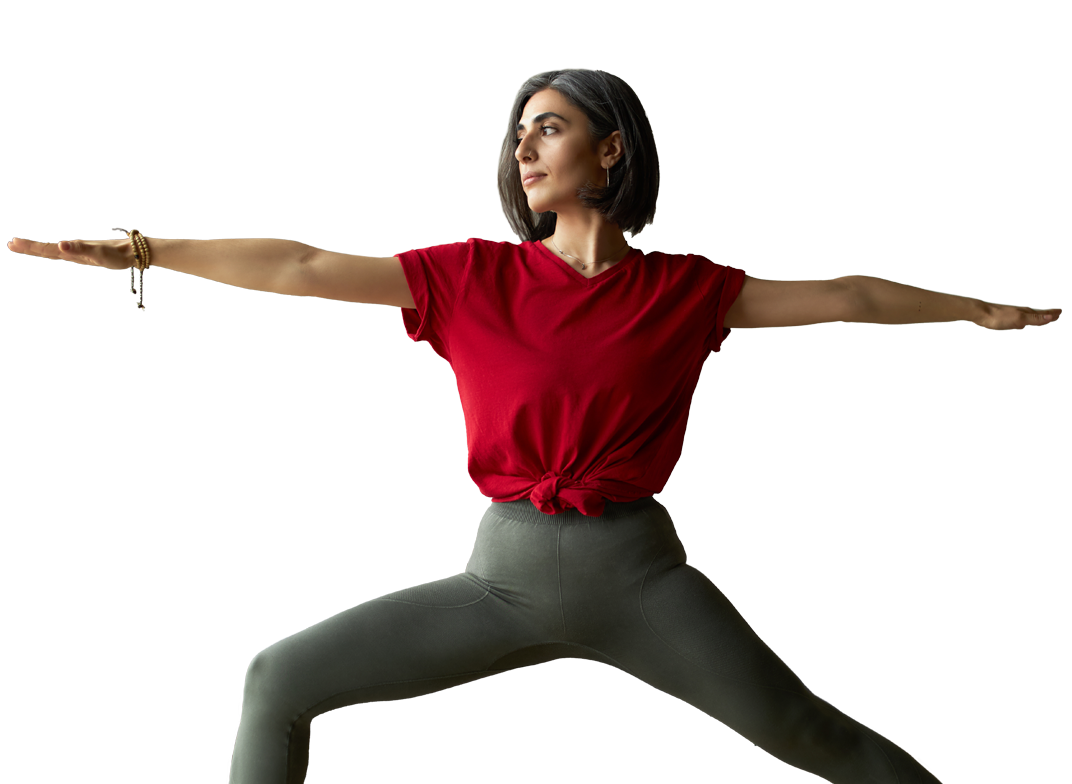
[
  {"xmin": 224, "ymin": 67, "xmax": 947, "ymax": 784},
  {"xmin": 7, "ymin": 69, "xmax": 1059, "ymax": 784}
]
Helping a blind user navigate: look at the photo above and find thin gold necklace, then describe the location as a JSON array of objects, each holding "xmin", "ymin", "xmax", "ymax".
[{"xmin": 553, "ymin": 234, "xmax": 626, "ymax": 271}]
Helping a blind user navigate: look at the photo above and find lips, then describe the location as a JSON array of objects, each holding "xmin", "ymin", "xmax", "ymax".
[{"xmin": 522, "ymin": 173, "xmax": 546, "ymax": 186}]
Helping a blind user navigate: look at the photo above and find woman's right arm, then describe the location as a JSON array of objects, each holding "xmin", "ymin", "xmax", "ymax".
[
  {"xmin": 148, "ymin": 237, "xmax": 323, "ymax": 297},
  {"xmin": 6, "ymin": 237, "xmax": 414, "ymax": 309}
]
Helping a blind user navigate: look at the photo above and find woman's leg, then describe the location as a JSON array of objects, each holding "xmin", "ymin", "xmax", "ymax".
[
  {"xmin": 228, "ymin": 571, "xmax": 542, "ymax": 784},
  {"xmin": 601, "ymin": 504, "xmax": 942, "ymax": 783}
]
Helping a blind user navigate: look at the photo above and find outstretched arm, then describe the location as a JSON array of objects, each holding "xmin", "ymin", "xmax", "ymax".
[
  {"xmin": 845, "ymin": 275, "xmax": 1060, "ymax": 329},
  {"xmin": 723, "ymin": 277, "xmax": 854, "ymax": 328},
  {"xmin": 722, "ymin": 275, "xmax": 1061, "ymax": 330}
]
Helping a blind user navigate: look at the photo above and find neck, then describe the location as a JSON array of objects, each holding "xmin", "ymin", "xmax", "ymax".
[{"xmin": 545, "ymin": 211, "xmax": 628, "ymax": 265}]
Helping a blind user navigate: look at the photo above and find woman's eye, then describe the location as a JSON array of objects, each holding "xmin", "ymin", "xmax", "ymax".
[{"xmin": 516, "ymin": 126, "xmax": 556, "ymax": 144}]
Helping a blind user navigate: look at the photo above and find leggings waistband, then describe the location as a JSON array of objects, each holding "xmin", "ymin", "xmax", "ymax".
[{"xmin": 487, "ymin": 496, "xmax": 660, "ymax": 525}]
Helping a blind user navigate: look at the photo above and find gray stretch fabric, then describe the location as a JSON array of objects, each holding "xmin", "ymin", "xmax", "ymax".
[{"xmin": 229, "ymin": 497, "xmax": 941, "ymax": 784}]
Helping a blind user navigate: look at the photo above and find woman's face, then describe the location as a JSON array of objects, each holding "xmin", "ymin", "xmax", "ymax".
[{"xmin": 514, "ymin": 88, "xmax": 614, "ymax": 215}]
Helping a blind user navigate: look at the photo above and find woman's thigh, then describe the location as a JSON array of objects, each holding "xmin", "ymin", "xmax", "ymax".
[
  {"xmin": 601, "ymin": 552, "xmax": 933, "ymax": 783},
  {"xmin": 605, "ymin": 551, "xmax": 820, "ymax": 738},
  {"xmin": 230, "ymin": 571, "xmax": 547, "ymax": 784}
]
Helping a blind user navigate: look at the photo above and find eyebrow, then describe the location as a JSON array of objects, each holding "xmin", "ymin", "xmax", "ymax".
[{"xmin": 516, "ymin": 112, "xmax": 569, "ymax": 134}]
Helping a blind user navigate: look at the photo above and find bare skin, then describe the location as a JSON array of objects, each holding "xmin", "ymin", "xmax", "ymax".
[{"xmin": 515, "ymin": 88, "xmax": 630, "ymax": 277}]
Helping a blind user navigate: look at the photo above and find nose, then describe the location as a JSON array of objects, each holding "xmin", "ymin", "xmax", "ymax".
[{"xmin": 514, "ymin": 136, "xmax": 535, "ymax": 164}]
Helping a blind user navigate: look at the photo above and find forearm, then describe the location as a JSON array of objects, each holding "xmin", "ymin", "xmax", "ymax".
[
  {"xmin": 148, "ymin": 237, "xmax": 312, "ymax": 296},
  {"xmin": 846, "ymin": 275, "xmax": 988, "ymax": 325}
]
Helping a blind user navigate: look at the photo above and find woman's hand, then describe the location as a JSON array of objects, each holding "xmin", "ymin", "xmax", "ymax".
[
  {"xmin": 7, "ymin": 237, "xmax": 134, "ymax": 271},
  {"xmin": 976, "ymin": 302, "xmax": 1061, "ymax": 330}
]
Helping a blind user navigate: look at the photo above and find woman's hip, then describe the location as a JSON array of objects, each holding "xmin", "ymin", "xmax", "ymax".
[{"xmin": 466, "ymin": 496, "xmax": 688, "ymax": 613}]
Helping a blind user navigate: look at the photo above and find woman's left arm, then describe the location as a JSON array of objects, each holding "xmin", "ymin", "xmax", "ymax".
[{"xmin": 846, "ymin": 275, "xmax": 1060, "ymax": 329}]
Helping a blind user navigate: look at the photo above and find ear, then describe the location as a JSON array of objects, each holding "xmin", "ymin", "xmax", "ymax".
[{"xmin": 600, "ymin": 130, "xmax": 624, "ymax": 168}]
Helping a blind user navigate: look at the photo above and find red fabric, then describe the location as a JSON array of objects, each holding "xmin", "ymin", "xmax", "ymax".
[{"xmin": 396, "ymin": 238, "xmax": 745, "ymax": 516}]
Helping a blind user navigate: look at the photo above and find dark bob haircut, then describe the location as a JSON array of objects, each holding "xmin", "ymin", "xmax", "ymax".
[{"xmin": 498, "ymin": 69, "xmax": 660, "ymax": 242}]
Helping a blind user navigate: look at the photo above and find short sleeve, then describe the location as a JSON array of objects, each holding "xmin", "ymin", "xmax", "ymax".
[
  {"xmin": 694, "ymin": 256, "xmax": 746, "ymax": 353},
  {"xmin": 395, "ymin": 239, "xmax": 476, "ymax": 363}
]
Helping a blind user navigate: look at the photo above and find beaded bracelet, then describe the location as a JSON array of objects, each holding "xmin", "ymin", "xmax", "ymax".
[{"xmin": 113, "ymin": 228, "xmax": 151, "ymax": 309}]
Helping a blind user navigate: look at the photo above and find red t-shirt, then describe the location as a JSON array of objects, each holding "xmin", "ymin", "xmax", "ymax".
[{"xmin": 395, "ymin": 238, "xmax": 745, "ymax": 516}]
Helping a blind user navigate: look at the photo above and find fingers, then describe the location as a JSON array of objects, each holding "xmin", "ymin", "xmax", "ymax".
[
  {"xmin": 8, "ymin": 237, "xmax": 64, "ymax": 260},
  {"xmin": 9, "ymin": 237, "xmax": 49, "ymax": 257},
  {"xmin": 7, "ymin": 238, "xmax": 76, "ymax": 261}
]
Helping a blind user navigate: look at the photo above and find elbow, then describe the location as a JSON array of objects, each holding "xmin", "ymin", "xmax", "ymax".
[{"xmin": 840, "ymin": 275, "xmax": 869, "ymax": 323}]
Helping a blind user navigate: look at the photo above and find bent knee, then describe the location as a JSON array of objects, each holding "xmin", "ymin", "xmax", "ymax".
[{"xmin": 808, "ymin": 695, "xmax": 881, "ymax": 750}]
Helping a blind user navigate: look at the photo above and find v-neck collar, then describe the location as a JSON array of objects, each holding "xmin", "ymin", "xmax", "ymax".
[{"xmin": 531, "ymin": 239, "xmax": 642, "ymax": 286}]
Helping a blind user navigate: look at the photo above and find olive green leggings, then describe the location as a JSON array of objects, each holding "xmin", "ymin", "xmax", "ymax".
[{"xmin": 228, "ymin": 497, "xmax": 941, "ymax": 783}]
